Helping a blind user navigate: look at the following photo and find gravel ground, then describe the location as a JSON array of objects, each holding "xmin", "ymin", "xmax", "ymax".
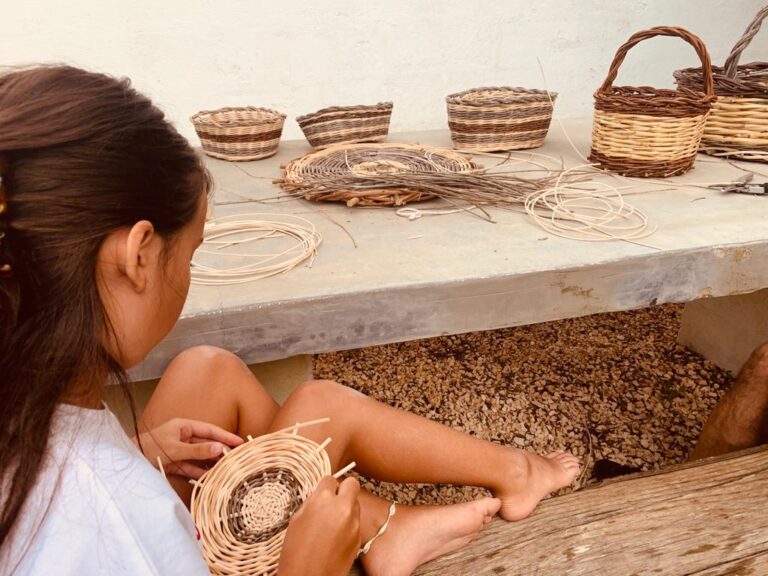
[{"xmin": 314, "ymin": 304, "xmax": 734, "ymax": 505}]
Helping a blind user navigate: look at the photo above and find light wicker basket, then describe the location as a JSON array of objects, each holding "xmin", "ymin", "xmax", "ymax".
[
  {"xmin": 191, "ymin": 106, "xmax": 286, "ymax": 161},
  {"xmin": 675, "ymin": 6, "xmax": 768, "ymax": 162},
  {"xmin": 446, "ymin": 87, "xmax": 557, "ymax": 152},
  {"xmin": 190, "ymin": 421, "xmax": 334, "ymax": 576},
  {"xmin": 296, "ymin": 102, "xmax": 393, "ymax": 149},
  {"xmin": 590, "ymin": 27, "xmax": 715, "ymax": 178}
]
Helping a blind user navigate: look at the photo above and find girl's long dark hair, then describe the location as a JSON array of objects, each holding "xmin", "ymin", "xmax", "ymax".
[{"xmin": 0, "ymin": 65, "xmax": 208, "ymax": 550}]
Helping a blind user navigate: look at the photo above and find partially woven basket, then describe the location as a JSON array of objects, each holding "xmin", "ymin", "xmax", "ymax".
[
  {"xmin": 590, "ymin": 27, "xmax": 716, "ymax": 177},
  {"xmin": 190, "ymin": 421, "xmax": 334, "ymax": 576},
  {"xmin": 296, "ymin": 102, "xmax": 393, "ymax": 149},
  {"xmin": 278, "ymin": 142, "xmax": 480, "ymax": 207},
  {"xmin": 446, "ymin": 87, "xmax": 557, "ymax": 151},
  {"xmin": 191, "ymin": 106, "xmax": 287, "ymax": 161},
  {"xmin": 675, "ymin": 6, "xmax": 768, "ymax": 161}
]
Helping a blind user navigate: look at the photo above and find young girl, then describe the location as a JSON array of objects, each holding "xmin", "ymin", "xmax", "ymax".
[{"xmin": 0, "ymin": 65, "xmax": 579, "ymax": 576}]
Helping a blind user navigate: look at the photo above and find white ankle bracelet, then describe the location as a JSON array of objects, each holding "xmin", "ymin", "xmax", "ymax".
[{"xmin": 357, "ymin": 502, "xmax": 397, "ymax": 557}]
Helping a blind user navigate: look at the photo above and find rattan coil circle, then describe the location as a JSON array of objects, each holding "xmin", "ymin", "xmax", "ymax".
[
  {"xmin": 589, "ymin": 26, "xmax": 715, "ymax": 177},
  {"xmin": 296, "ymin": 102, "xmax": 393, "ymax": 149},
  {"xmin": 190, "ymin": 421, "xmax": 334, "ymax": 576},
  {"xmin": 446, "ymin": 87, "xmax": 557, "ymax": 152},
  {"xmin": 192, "ymin": 106, "xmax": 287, "ymax": 161},
  {"xmin": 278, "ymin": 142, "xmax": 480, "ymax": 207},
  {"xmin": 675, "ymin": 6, "xmax": 768, "ymax": 161}
]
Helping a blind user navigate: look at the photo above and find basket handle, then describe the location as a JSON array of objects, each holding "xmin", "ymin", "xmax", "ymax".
[
  {"xmin": 598, "ymin": 26, "xmax": 713, "ymax": 98},
  {"xmin": 724, "ymin": 5, "xmax": 768, "ymax": 78}
]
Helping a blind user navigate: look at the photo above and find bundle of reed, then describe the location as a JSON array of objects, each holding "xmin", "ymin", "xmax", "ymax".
[{"xmin": 278, "ymin": 142, "xmax": 480, "ymax": 207}]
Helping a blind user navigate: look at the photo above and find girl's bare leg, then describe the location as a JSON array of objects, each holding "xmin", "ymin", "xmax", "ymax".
[{"xmin": 141, "ymin": 346, "xmax": 578, "ymax": 576}]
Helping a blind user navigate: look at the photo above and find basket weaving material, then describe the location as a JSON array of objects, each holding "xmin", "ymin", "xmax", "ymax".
[
  {"xmin": 296, "ymin": 102, "xmax": 393, "ymax": 149},
  {"xmin": 191, "ymin": 107, "xmax": 287, "ymax": 161},
  {"xmin": 446, "ymin": 87, "xmax": 557, "ymax": 151},
  {"xmin": 675, "ymin": 6, "xmax": 768, "ymax": 161},
  {"xmin": 278, "ymin": 142, "xmax": 480, "ymax": 207},
  {"xmin": 190, "ymin": 421, "xmax": 333, "ymax": 576},
  {"xmin": 590, "ymin": 27, "xmax": 715, "ymax": 177}
]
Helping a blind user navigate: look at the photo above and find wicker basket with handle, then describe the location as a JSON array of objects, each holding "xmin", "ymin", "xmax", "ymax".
[
  {"xmin": 590, "ymin": 26, "xmax": 715, "ymax": 177},
  {"xmin": 675, "ymin": 5, "xmax": 768, "ymax": 161}
]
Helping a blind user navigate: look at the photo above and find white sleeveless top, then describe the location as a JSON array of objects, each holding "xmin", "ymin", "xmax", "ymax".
[{"xmin": 1, "ymin": 404, "xmax": 210, "ymax": 575}]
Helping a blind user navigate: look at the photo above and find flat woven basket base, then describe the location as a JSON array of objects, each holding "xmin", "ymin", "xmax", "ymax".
[
  {"xmin": 190, "ymin": 427, "xmax": 332, "ymax": 576},
  {"xmin": 279, "ymin": 142, "xmax": 480, "ymax": 207}
]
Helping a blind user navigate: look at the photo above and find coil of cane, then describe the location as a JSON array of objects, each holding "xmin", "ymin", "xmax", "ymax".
[
  {"xmin": 191, "ymin": 107, "xmax": 287, "ymax": 161},
  {"xmin": 446, "ymin": 87, "xmax": 557, "ymax": 151},
  {"xmin": 296, "ymin": 102, "xmax": 393, "ymax": 149},
  {"xmin": 278, "ymin": 142, "xmax": 480, "ymax": 207},
  {"xmin": 589, "ymin": 27, "xmax": 715, "ymax": 177},
  {"xmin": 675, "ymin": 5, "xmax": 768, "ymax": 161},
  {"xmin": 190, "ymin": 421, "xmax": 334, "ymax": 576}
]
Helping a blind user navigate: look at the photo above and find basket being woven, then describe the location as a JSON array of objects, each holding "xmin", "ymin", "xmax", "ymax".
[
  {"xmin": 191, "ymin": 106, "xmax": 287, "ymax": 162},
  {"xmin": 590, "ymin": 27, "xmax": 715, "ymax": 177},
  {"xmin": 296, "ymin": 102, "xmax": 393, "ymax": 149},
  {"xmin": 675, "ymin": 6, "xmax": 768, "ymax": 161},
  {"xmin": 190, "ymin": 421, "xmax": 335, "ymax": 576},
  {"xmin": 446, "ymin": 87, "xmax": 557, "ymax": 151},
  {"xmin": 278, "ymin": 142, "xmax": 480, "ymax": 207}
]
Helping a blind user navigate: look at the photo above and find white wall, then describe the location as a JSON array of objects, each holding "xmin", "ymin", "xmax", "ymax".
[{"xmin": 1, "ymin": 0, "xmax": 764, "ymax": 142}]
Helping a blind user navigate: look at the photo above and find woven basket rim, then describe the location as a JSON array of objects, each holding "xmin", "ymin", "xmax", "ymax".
[
  {"xmin": 191, "ymin": 106, "xmax": 286, "ymax": 128},
  {"xmin": 675, "ymin": 63, "xmax": 768, "ymax": 98},
  {"xmin": 296, "ymin": 102, "xmax": 393, "ymax": 123},
  {"xmin": 446, "ymin": 86, "xmax": 557, "ymax": 106}
]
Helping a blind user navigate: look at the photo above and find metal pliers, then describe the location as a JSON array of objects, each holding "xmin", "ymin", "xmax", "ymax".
[{"xmin": 708, "ymin": 174, "xmax": 768, "ymax": 195}]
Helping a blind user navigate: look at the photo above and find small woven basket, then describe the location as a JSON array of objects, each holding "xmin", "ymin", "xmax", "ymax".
[
  {"xmin": 296, "ymin": 102, "xmax": 393, "ymax": 149},
  {"xmin": 590, "ymin": 27, "xmax": 715, "ymax": 178},
  {"xmin": 446, "ymin": 87, "xmax": 557, "ymax": 152},
  {"xmin": 191, "ymin": 106, "xmax": 287, "ymax": 161},
  {"xmin": 675, "ymin": 6, "xmax": 768, "ymax": 161},
  {"xmin": 190, "ymin": 421, "xmax": 333, "ymax": 576}
]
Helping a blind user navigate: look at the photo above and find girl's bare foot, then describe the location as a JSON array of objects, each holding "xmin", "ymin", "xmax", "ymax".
[
  {"xmin": 362, "ymin": 497, "xmax": 501, "ymax": 576},
  {"xmin": 496, "ymin": 450, "xmax": 580, "ymax": 521}
]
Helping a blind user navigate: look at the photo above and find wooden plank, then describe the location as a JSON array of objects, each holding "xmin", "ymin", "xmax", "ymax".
[{"xmin": 351, "ymin": 446, "xmax": 768, "ymax": 575}]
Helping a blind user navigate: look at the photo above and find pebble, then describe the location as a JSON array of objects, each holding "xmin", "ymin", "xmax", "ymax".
[{"xmin": 314, "ymin": 304, "xmax": 733, "ymax": 506}]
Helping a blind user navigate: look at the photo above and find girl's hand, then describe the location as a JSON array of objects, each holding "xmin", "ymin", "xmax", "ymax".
[
  {"xmin": 278, "ymin": 476, "xmax": 362, "ymax": 576},
  {"xmin": 135, "ymin": 418, "xmax": 244, "ymax": 479}
]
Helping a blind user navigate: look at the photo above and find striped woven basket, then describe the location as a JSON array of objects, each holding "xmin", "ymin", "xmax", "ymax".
[
  {"xmin": 674, "ymin": 6, "xmax": 768, "ymax": 162},
  {"xmin": 296, "ymin": 102, "xmax": 393, "ymax": 149},
  {"xmin": 446, "ymin": 87, "xmax": 557, "ymax": 151},
  {"xmin": 191, "ymin": 106, "xmax": 287, "ymax": 161},
  {"xmin": 590, "ymin": 27, "xmax": 715, "ymax": 178}
]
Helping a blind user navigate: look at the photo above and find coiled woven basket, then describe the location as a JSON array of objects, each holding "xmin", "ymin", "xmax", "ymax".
[
  {"xmin": 675, "ymin": 6, "xmax": 768, "ymax": 162},
  {"xmin": 446, "ymin": 87, "xmax": 557, "ymax": 151},
  {"xmin": 590, "ymin": 27, "xmax": 715, "ymax": 177},
  {"xmin": 296, "ymin": 102, "xmax": 393, "ymax": 149},
  {"xmin": 190, "ymin": 422, "xmax": 333, "ymax": 576},
  {"xmin": 191, "ymin": 106, "xmax": 287, "ymax": 161}
]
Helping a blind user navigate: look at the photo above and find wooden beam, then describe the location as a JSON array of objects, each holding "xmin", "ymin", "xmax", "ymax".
[{"xmin": 352, "ymin": 446, "xmax": 768, "ymax": 575}]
